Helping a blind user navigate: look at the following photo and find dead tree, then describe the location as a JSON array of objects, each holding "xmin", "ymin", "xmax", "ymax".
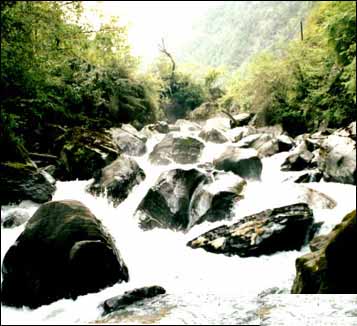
[
  {"xmin": 222, "ymin": 110, "xmax": 239, "ymax": 128},
  {"xmin": 158, "ymin": 38, "xmax": 176, "ymax": 92}
]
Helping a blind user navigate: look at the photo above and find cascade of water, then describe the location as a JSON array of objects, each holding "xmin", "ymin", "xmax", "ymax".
[{"xmin": 1, "ymin": 122, "xmax": 356, "ymax": 325}]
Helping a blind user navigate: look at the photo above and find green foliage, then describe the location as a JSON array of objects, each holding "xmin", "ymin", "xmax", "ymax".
[
  {"xmin": 150, "ymin": 56, "xmax": 206, "ymax": 121},
  {"xmin": 222, "ymin": 1, "xmax": 356, "ymax": 136},
  {"xmin": 1, "ymin": 1, "xmax": 161, "ymax": 156},
  {"xmin": 178, "ymin": 1, "xmax": 315, "ymax": 69}
]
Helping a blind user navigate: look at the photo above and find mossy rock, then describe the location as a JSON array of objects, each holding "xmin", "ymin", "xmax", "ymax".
[
  {"xmin": 0, "ymin": 162, "xmax": 55, "ymax": 205},
  {"xmin": 56, "ymin": 127, "xmax": 120, "ymax": 180},
  {"xmin": 291, "ymin": 210, "xmax": 357, "ymax": 293}
]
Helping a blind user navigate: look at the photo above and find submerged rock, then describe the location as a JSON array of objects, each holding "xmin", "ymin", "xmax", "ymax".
[
  {"xmin": 0, "ymin": 162, "xmax": 56, "ymax": 205},
  {"xmin": 1, "ymin": 209, "xmax": 30, "ymax": 228},
  {"xmin": 88, "ymin": 155, "xmax": 145, "ymax": 207},
  {"xmin": 1, "ymin": 200, "xmax": 129, "ymax": 308},
  {"xmin": 291, "ymin": 210, "xmax": 356, "ymax": 293},
  {"xmin": 149, "ymin": 134, "xmax": 204, "ymax": 165},
  {"xmin": 135, "ymin": 168, "xmax": 209, "ymax": 231},
  {"xmin": 100, "ymin": 285, "xmax": 166, "ymax": 316},
  {"xmin": 187, "ymin": 203, "xmax": 314, "ymax": 257},
  {"xmin": 213, "ymin": 146, "xmax": 262, "ymax": 181}
]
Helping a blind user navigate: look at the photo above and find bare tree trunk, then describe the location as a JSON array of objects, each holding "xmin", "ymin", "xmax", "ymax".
[{"xmin": 158, "ymin": 38, "xmax": 176, "ymax": 89}]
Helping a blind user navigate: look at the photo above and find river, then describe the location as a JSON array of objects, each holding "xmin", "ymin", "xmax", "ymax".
[{"xmin": 1, "ymin": 122, "xmax": 356, "ymax": 325}]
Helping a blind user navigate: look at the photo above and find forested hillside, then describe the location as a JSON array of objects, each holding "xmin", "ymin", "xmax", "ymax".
[{"xmin": 176, "ymin": 1, "xmax": 315, "ymax": 69}]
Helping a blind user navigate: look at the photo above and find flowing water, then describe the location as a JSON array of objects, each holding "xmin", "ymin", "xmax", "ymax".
[{"xmin": 1, "ymin": 123, "xmax": 356, "ymax": 325}]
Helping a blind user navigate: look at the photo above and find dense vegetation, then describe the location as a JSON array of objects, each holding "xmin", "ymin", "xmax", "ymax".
[
  {"xmin": 1, "ymin": 0, "xmax": 355, "ymax": 159},
  {"xmin": 0, "ymin": 1, "xmax": 162, "ymax": 157},
  {"xmin": 221, "ymin": 1, "xmax": 356, "ymax": 135},
  {"xmin": 176, "ymin": 1, "xmax": 315, "ymax": 69}
]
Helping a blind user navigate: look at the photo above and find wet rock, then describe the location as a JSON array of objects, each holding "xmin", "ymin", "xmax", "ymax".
[
  {"xmin": 226, "ymin": 126, "xmax": 257, "ymax": 143},
  {"xmin": 56, "ymin": 127, "xmax": 119, "ymax": 181},
  {"xmin": 0, "ymin": 162, "xmax": 56, "ymax": 205},
  {"xmin": 205, "ymin": 117, "xmax": 231, "ymax": 131},
  {"xmin": 256, "ymin": 125, "xmax": 284, "ymax": 137},
  {"xmin": 292, "ymin": 170, "xmax": 323, "ymax": 183},
  {"xmin": 291, "ymin": 210, "xmax": 357, "ymax": 293},
  {"xmin": 111, "ymin": 125, "xmax": 147, "ymax": 156},
  {"xmin": 187, "ymin": 203, "xmax": 314, "ymax": 257},
  {"xmin": 88, "ymin": 156, "xmax": 145, "ymax": 207},
  {"xmin": 277, "ymin": 135, "xmax": 295, "ymax": 152},
  {"xmin": 100, "ymin": 285, "xmax": 166, "ymax": 316},
  {"xmin": 236, "ymin": 133, "xmax": 279, "ymax": 158},
  {"xmin": 189, "ymin": 171, "xmax": 246, "ymax": 227},
  {"xmin": 199, "ymin": 128, "xmax": 228, "ymax": 144},
  {"xmin": 1, "ymin": 209, "xmax": 30, "ymax": 228},
  {"xmin": 1, "ymin": 200, "xmax": 129, "ymax": 308},
  {"xmin": 175, "ymin": 119, "xmax": 202, "ymax": 132},
  {"xmin": 232, "ymin": 113, "xmax": 254, "ymax": 126},
  {"xmin": 318, "ymin": 132, "xmax": 356, "ymax": 185},
  {"xmin": 213, "ymin": 146, "xmax": 262, "ymax": 181},
  {"xmin": 135, "ymin": 168, "xmax": 209, "ymax": 231},
  {"xmin": 309, "ymin": 234, "xmax": 329, "ymax": 252},
  {"xmin": 281, "ymin": 142, "xmax": 315, "ymax": 171},
  {"xmin": 149, "ymin": 134, "xmax": 204, "ymax": 165}
]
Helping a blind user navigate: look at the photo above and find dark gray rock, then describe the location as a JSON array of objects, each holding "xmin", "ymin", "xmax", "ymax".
[
  {"xmin": 88, "ymin": 156, "xmax": 145, "ymax": 207},
  {"xmin": 236, "ymin": 133, "xmax": 279, "ymax": 158},
  {"xmin": 1, "ymin": 200, "xmax": 129, "ymax": 308},
  {"xmin": 277, "ymin": 135, "xmax": 295, "ymax": 152},
  {"xmin": 187, "ymin": 203, "xmax": 315, "ymax": 257},
  {"xmin": 56, "ymin": 127, "xmax": 119, "ymax": 181},
  {"xmin": 100, "ymin": 285, "xmax": 166, "ymax": 316},
  {"xmin": 0, "ymin": 162, "xmax": 56, "ymax": 205},
  {"xmin": 213, "ymin": 146, "xmax": 262, "ymax": 181},
  {"xmin": 111, "ymin": 125, "xmax": 147, "ymax": 156},
  {"xmin": 149, "ymin": 134, "xmax": 204, "ymax": 165},
  {"xmin": 281, "ymin": 142, "xmax": 315, "ymax": 171},
  {"xmin": 199, "ymin": 128, "xmax": 228, "ymax": 144},
  {"xmin": 189, "ymin": 171, "xmax": 246, "ymax": 227},
  {"xmin": 318, "ymin": 132, "xmax": 356, "ymax": 185},
  {"xmin": 135, "ymin": 168, "xmax": 209, "ymax": 231}
]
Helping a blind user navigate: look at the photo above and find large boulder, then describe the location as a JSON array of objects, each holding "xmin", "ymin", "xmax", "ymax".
[
  {"xmin": 281, "ymin": 141, "xmax": 315, "ymax": 171},
  {"xmin": 213, "ymin": 146, "xmax": 262, "ymax": 181},
  {"xmin": 174, "ymin": 119, "xmax": 202, "ymax": 132},
  {"xmin": 87, "ymin": 156, "xmax": 145, "ymax": 207},
  {"xmin": 226, "ymin": 126, "xmax": 257, "ymax": 143},
  {"xmin": 187, "ymin": 203, "xmax": 315, "ymax": 257},
  {"xmin": 100, "ymin": 286, "xmax": 166, "ymax": 316},
  {"xmin": 318, "ymin": 131, "xmax": 356, "ymax": 185},
  {"xmin": 0, "ymin": 162, "xmax": 56, "ymax": 205},
  {"xmin": 149, "ymin": 134, "xmax": 204, "ymax": 165},
  {"xmin": 198, "ymin": 128, "xmax": 228, "ymax": 144},
  {"xmin": 232, "ymin": 113, "xmax": 254, "ymax": 127},
  {"xmin": 291, "ymin": 210, "xmax": 356, "ymax": 293},
  {"xmin": 56, "ymin": 127, "xmax": 119, "ymax": 181},
  {"xmin": 135, "ymin": 168, "xmax": 209, "ymax": 231},
  {"xmin": 1, "ymin": 200, "xmax": 129, "ymax": 308},
  {"xmin": 110, "ymin": 125, "xmax": 147, "ymax": 156},
  {"xmin": 187, "ymin": 102, "xmax": 220, "ymax": 121},
  {"xmin": 236, "ymin": 133, "xmax": 279, "ymax": 158},
  {"xmin": 188, "ymin": 171, "xmax": 246, "ymax": 227}
]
